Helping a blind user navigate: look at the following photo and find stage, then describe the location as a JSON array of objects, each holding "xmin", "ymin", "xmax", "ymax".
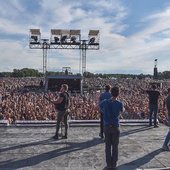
[{"xmin": 0, "ymin": 124, "xmax": 169, "ymax": 170}]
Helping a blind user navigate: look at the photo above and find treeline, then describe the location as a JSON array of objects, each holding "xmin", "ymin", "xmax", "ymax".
[
  {"xmin": 0, "ymin": 68, "xmax": 170, "ymax": 79},
  {"xmin": 0, "ymin": 68, "xmax": 67, "ymax": 77},
  {"xmin": 84, "ymin": 71, "xmax": 170, "ymax": 79}
]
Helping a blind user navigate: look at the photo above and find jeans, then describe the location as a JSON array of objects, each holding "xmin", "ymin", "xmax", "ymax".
[
  {"xmin": 163, "ymin": 116, "xmax": 170, "ymax": 146},
  {"xmin": 149, "ymin": 104, "xmax": 158, "ymax": 126},
  {"xmin": 100, "ymin": 111, "xmax": 104, "ymax": 136},
  {"xmin": 104, "ymin": 125, "xmax": 120, "ymax": 167},
  {"xmin": 56, "ymin": 110, "xmax": 68, "ymax": 137}
]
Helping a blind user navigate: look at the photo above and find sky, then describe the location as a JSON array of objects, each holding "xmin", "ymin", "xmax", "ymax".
[{"xmin": 0, "ymin": 0, "xmax": 170, "ymax": 75}]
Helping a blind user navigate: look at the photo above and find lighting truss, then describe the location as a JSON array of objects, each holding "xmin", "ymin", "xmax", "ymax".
[{"xmin": 29, "ymin": 28, "xmax": 100, "ymax": 78}]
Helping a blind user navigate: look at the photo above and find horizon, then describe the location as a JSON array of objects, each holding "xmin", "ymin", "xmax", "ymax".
[{"xmin": 0, "ymin": 67, "xmax": 161, "ymax": 76}]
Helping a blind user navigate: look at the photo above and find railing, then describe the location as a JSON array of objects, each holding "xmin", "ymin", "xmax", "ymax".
[{"xmin": 0, "ymin": 119, "xmax": 158, "ymax": 127}]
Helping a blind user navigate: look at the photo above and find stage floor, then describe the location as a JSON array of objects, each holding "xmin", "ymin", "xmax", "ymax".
[{"xmin": 0, "ymin": 124, "xmax": 169, "ymax": 170}]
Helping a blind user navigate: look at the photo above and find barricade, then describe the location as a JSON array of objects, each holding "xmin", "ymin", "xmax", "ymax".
[
  {"xmin": 14, "ymin": 119, "xmax": 154, "ymax": 127},
  {"xmin": 0, "ymin": 120, "xmax": 9, "ymax": 126}
]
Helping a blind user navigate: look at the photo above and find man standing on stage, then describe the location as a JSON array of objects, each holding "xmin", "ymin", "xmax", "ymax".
[
  {"xmin": 45, "ymin": 84, "xmax": 70, "ymax": 140},
  {"xmin": 99, "ymin": 85, "xmax": 112, "ymax": 139},
  {"xmin": 162, "ymin": 88, "xmax": 170, "ymax": 151},
  {"xmin": 145, "ymin": 84, "xmax": 160, "ymax": 127},
  {"xmin": 100, "ymin": 86, "xmax": 124, "ymax": 169}
]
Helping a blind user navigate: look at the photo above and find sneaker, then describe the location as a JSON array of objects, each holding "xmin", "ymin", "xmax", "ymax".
[
  {"xmin": 106, "ymin": 166, "xmax": 112, "ymax": 170},
  {"xmin": 162, "ymin": 145, "xmax": 170, "ymax": 151},
  {"xmin": 52, "ymin": 135, "xmax": 58, "ymax": 140},
  {"xmin": 99, "ymin": 132, "xmax": 104, "ymax": 139},
  {"xmin": 154, "ymin": 124, "xmax": 159, "ymax": 128},
  {"xmin": 62, "ymin": 135, "xmax": 67, "ymax": 139}
]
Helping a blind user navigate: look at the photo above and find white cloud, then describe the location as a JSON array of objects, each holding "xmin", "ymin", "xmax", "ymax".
[{"xmin": 0, "ymin": 0, "xmax": 170, "ymax": 74}]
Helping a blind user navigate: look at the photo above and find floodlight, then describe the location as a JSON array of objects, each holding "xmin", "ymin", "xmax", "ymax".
[
  {"xmin": 54, "ymin": 37, "xmax": 59, "ymax": 43},
  {"xmin": 30, "ymin": 29, "xmax": 41, "ymax": 44},
  {"xmin": 60, "ymin": 29, "xmax": 70, "ymax": 44},
  {"xmin": 31, "ymin": 35, "xmax": 38, "ymax": 42},
  {"xmin": 89, "ymin": 37, "xmax": 95, "ymax": 44},
  {"xmin": 70, "ymin": 30, "xmax": 81, "ymax": 44},
  {"xmin": 88, "ymin": 30, "xmax": 99, "ymax": 45},
  {"xmin": 50, "ymin": 29, "xmax": 61, "ymax": 44},
  {"xmin": 61, "ymin": 35, "xmax": 67, "ymax": 43},
  {"xmin": 71, "ymin": 36, "xmax": 76, "ymax": 43}
]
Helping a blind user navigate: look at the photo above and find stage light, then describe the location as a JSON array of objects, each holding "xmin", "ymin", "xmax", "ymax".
[
  {"xmin": 70, "ymin": 30, "xmax": 81, "ymax": 44},
  {"xmin": 60, "ymin": 30, "xmax": 70, "ymax": 44},
  {"xmin": 89, "ymin": 37, "xmax": 95, "ymax": 44},
  {"xmin": 88, "ymin": 30, "xmax": 99, "ymax": 45},
  {"xmin": 71, "ymin": 36, "xmax": 76, "ymax": 43},
  {"xmin": 31, "ymin": 35, "xmax": 38, "ymax": 42},
  {"xmin": 54, "ymin": 37, "xmax": 59, "ymax": 43},
  {"xmin": 61, "ymin": 35, "xmax": 67, "ymax": 43},
  {"xmin": 50, "ymin": 29, "xmax": 61, "ymax": 44},
  {"xmin": 29, "ymin": 29, "xmax": 41, "ymax": 44}
]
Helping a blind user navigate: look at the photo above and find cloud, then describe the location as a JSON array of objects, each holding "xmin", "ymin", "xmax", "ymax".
[{"xmin": 0, "ymin": 0, "xmax": 170, "ymax": 74}]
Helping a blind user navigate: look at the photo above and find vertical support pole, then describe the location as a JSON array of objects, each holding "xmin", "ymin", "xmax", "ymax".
[
  {"xmin": 43, "ymin": 41, "xmax": 48, "ymax": 91},
  {"xmin": 81, "ymin": 40, "xmax": 87, "ymax": 77}
]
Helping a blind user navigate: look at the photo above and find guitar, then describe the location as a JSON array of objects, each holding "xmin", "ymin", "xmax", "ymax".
[{"xmin": 44, "ymin": 95, "xmax": 56, "ymax": 105}]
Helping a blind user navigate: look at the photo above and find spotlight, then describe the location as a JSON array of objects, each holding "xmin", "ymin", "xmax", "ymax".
[
  {"xmin": 71, "ymin": 36, "xmax": 76, "ymax": 43},
  {"xmin": 61, "ymin": 35, "xmax": 67, "ymax": 43},
  {"xmin": 54, "ymin": 37, "xmax": 59, "ymax": 43},
  {"xmin": 89, "ymin": 37, "xmax": 95, "ymax": 44},
  {"xmin": 31, "ymin": 35, "xmax": 38, "ymax": 42}
]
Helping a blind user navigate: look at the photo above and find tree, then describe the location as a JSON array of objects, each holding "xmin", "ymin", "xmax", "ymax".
[{"xmin": 162, "ymin": 71, "xmax": 170, "ymax": 79}]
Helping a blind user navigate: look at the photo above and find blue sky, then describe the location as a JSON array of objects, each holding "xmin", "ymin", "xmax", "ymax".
[{"xmin": 0, "ymin": 0, "xmax": 170, "ymax": 74}]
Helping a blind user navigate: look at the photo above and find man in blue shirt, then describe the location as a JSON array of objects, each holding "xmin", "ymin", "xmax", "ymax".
[
  {"xmin": 100, "ymin": 86, "xmax": 124, "ymax": 170},
  {"xmin": 99, "ymin": 85, "xmax": 112, "ymax": 138}
]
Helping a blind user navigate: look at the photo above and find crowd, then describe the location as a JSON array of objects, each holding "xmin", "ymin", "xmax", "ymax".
[{"xmin": 0, "ymin": 77, "xmax": 169, "ymax": 125}]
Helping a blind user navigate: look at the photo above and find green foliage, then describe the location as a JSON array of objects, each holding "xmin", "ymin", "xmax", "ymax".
[
  {"xmin": 0, "ymin": 68, "xmax": 170, "ymax": 79},
  {"xmin": 0, "ymin": 72, "xmax": 12, "ymax": 77},
  {"xmin": 161, "ymin": 71, "xmax": 170, "ymax": 79},
  {"xmin": 11, "ymin": 68, "xmax": 40, "ymax": 77},
  {"xmin": 46, "ymin": 71, "xmax": 63, "ymax": 76}
]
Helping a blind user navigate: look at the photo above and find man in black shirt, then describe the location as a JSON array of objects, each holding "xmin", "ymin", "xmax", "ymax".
[
  {"xmin": 145, "ymin": 84, "xmax": 160, "ymax": 127},
  {"xmin": 49, "ymin": 84, "xmax": 70, "ymax": 140}
]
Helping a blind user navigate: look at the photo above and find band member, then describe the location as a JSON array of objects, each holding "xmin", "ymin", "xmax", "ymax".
[
  {"xmin": 100, "ymin": 86, "xmax": 124, "ymax": 169},
  {"xmin": 141, "ymin": 84, "xmax": 160, "ymax": 127},
  {"xmin": 99, "ymin": 85, "xmax": 112, "ymax": 139},
  {"xmin": 45, "ymin": 84, "xmax": 70, "ymax": 140}
]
